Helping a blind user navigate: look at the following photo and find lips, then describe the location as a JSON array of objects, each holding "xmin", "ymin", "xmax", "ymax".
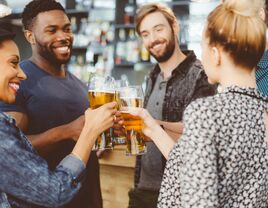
[
  {"xmin": 53, "ymin": 46, "xmax": 70, "ymax": 54},
  {"xmin": 151, "ymin": 43, "xmax": 163, "ymax": 50},
  {"xmin": 9, "ymin": 82, "xmax": 20, "ymax": 93},
  {"xmin": 149, "ymin": 40, "xmax": 166, "ymax": 53}
]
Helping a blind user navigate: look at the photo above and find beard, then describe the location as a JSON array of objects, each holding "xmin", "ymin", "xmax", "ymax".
[
  {"xmin": 35, "ymin": 39, "xmax": 72, "ymax": 67},
  {"xmin": 148, "ymin": 32, "xmax": 176, "ymax": 63}
]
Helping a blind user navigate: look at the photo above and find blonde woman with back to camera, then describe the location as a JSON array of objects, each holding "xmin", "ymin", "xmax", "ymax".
[{"xmin": 126, "ymin": 0, "xmax": 268, "ymax": 207}]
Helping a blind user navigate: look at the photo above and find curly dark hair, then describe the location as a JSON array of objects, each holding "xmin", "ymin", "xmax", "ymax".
[{"xmin": 22, "ymin": 0, "xmax": 66, "ymax": 30}]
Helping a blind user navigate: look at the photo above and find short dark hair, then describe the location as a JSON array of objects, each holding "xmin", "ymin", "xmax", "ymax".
[{"xmin": 22, "ymin": 0, "xmax": 66, "ymax": 30}]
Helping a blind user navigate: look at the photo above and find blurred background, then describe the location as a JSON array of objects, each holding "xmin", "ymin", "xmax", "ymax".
[{"xmin": 2, "ymin": 0, "xmax": 219, "ymax": 86}]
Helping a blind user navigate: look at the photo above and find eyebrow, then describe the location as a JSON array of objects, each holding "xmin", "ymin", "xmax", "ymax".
[
  {"xmin": 44, "ymin": 23, "xmax": 71, "ymax": 29},
  {"xmin": 9, "ymin": 55, "xmax": 20, "ymax": 60},
  {"xmin": 140, "ymin": 24, "xmax": 165, "ymax": 34}
]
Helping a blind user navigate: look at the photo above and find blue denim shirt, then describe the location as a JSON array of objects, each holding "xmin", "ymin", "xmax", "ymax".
[{"xmin": 0, "ymin": 112, "xmax": 85, "ymax": 208}]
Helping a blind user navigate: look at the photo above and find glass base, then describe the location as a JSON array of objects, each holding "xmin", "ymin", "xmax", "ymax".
[
  {"xmin": 125, "ymin": 129, "xmax": 147, "ymax": 156},
  {"xmin": 92, "ymin": 130, "xmax": 113, "ymax": 151}
]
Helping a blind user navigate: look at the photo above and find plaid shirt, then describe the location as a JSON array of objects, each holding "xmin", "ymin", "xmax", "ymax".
[{"xmin": 256, "ymin": 50, "xmax": 268, "ymax": 98}]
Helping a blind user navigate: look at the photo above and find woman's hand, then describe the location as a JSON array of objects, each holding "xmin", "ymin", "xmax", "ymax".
[
  {"xmin": 124, "ymin": 107, "xmax": 159, "ymax": 140},
  {"xmin": 84, "ymin": 102, "xmax": 117, "ymax": 137}
]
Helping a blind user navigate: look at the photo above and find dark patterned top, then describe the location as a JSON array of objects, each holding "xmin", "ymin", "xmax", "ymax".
[
  {"xmin": 257, "ymin": 50, "xmax": 268, "ymax": 98},
  {"xmin": 158, "ymin": 86, "xmax": 268, "ymax": 207}
]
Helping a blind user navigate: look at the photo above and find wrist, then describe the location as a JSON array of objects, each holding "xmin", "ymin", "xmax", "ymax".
[{"xmin": 80, "ymin": 125, "xmax": 99, "ymax": 143}]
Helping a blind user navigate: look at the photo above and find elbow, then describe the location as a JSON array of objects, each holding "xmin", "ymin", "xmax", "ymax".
[{"xmin": 45, "ymin": 185, "xmax": 81, "ymax": 207}]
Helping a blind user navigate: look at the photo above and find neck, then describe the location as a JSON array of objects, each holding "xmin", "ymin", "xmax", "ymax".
[
  {"xmin": 30, "ymin": 54, "xmax": 66, "ymax": 77},
  {"xmin": 158, "ymin": 43, "xmax": 186, "ymax": 79},
  {"xmin": 219, "ymin": 62, "xmax": 256, "ymax": 90}
]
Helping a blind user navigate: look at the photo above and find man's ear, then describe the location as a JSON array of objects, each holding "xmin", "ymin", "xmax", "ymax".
[
  {"xmin": 172, "ymin": 21, "xmax": 179, "ymax": 36},
  {"xmin": 212, "ymin": 46, "xmax": 221, "ymax": 66},
  {"xmin": 24, "ymin": 30, "xmax": 35, "ymax": 45}
]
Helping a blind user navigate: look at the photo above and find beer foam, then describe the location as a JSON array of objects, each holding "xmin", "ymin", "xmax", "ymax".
[{"xmin": 88, "ymin": 89, "xmax": 115, "ymax": 93}]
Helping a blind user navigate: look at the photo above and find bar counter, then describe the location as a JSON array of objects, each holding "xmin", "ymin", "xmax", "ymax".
[{"xmin": 99, "ymin": 145, "xmax": 136, "ymax": 208}]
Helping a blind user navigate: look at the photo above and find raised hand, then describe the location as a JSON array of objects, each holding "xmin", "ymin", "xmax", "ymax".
[{"xmin": 84, "ymin": 102, "xmax": 117, "ymax": 137}]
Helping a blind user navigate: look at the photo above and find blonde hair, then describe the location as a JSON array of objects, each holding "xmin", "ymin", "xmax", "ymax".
[
  {"xmin": 135, "ymin": 3, "xmax": 177, "ymax": 36},
  {"xmin": 206, "ymin": 0, "xmax": 266, "ymax": 69}
]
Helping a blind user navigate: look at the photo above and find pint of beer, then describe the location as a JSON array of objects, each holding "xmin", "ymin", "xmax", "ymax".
[
  {"xmin": 88, "ymin": 75, "xmax": 115, "ymax": 150},
  {"xmin": 88, "ymin": 91, "xmax": 115, "ymax": 109},
  {"xmin": 118, "ymin": 87, "xmax": 147, "ymax": 155}
]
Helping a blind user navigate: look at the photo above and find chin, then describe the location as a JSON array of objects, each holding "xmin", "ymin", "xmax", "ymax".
[
  {"xmin": 208, "ymin": 78, "xmax": 216, "ymax": 85},
  {"xmin": 59, "ymin": 57, "xmax": 71, "ymax": 64}
]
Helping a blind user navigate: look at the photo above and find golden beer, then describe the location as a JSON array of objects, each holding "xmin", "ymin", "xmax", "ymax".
[
  {"xmin": 88, "ymin": 91, "xmax": 115, "ymax": 109},
  {"xmin": 88, "ymin": 90, "xmax": 116, "ymax": 150},
  {"xmin": 120, "ymin": 97, "xmax": 146, "ymax": 155}
]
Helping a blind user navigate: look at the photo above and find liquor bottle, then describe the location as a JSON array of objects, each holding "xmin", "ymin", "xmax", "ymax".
[
  {"xmin": 140, "ymin": 43, "xmax": 150, "ymax": 62},
  {"xmin": 115, "ymin": 29, "xmax": 127, "ymax": 64},
  {"xmin": 126, "ymin": 29, "xmax": 139, "ymax": 63},
  {"xmin": 124, "ymin": 0, "xmax": 135, "ymax": 24}
]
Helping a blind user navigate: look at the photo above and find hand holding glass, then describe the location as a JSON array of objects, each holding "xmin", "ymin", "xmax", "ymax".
[
  {"xmin": 88, "ymin": 75, "xmax": 115, "ymax": 150},
  {"xmin": 118, "ymin": 86, "xmax": 147, "ymax": 155}
]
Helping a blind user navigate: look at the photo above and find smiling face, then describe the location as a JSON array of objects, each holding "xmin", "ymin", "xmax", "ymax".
[
  {"xmin": 28, "ymin": 10, "xmax": 73, "ymax": 65},
  {"xmin": 0, "ymin": 39, "xmax": 26, "ymax": 103},
  {"xmin": 139, "ymin": 11, "xmax": 177, "ymax": 63}
]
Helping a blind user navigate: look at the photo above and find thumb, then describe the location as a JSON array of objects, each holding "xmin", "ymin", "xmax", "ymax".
[{"xmin": 103, "ymin": 101, "xmax": 117, "ymax": 109}]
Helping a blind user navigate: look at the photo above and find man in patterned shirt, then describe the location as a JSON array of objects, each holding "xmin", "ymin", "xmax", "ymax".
[{"xmin": 128, "ymin": 3, "xmax": 216, "ymax": 208}]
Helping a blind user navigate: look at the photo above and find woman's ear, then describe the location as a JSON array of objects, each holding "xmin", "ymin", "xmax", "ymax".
[
  {"xmin": 24, "ymin": 30, "xmax": 36, "ymax": 45},
  {"xmin": 212, "ymin": 46, "xmax": 221, "ymax": 66},
  {"xmin": 260, "ymin": 8, "xmax": 266, "ymax": 21}
]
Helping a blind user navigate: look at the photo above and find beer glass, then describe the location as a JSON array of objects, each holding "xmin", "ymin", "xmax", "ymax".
[
  {"xmin": 88, "ymin": 75, "xmax": 115, "ymax": 150},
  {"xmin": 118, "ymin": 86, "xmax": 147, "ymax": 155},
  {"xmin": 112, "ymin": 79, "xmax": 129, "ymax": 145}
]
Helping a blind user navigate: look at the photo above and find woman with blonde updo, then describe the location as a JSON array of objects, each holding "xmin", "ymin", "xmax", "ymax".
[{"xmin": 126, "ymin": 0, "xmax": 268, "ymax": 207}]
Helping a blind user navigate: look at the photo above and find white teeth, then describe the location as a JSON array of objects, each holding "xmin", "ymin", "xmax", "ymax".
[
  {"xmin": 55, "ymin": 46, "xmax": 69, "ymax": 53},
  {"xmin": 9, "ymin": 83, "xmax": 19, "ymax": 91},
  {"xmin": 153, "ymin": 44, "xmax": 162, "ymax": 50}
]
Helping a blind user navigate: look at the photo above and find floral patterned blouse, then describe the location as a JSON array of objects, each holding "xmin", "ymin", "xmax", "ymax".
[{"xmin": 158, "ymin": 86, "xmax": 268, "ymax": 208}]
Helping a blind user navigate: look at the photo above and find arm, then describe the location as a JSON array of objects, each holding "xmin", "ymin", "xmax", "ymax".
[
  {"xmin": 127, "ymin": 107, "xmax": 175, "ymax": 159},
  {"xmin": 157, "ymin": 120, "xmax": 183, "ymax": 142},
  {"xmin": 0, "ymin": 102, "xmax": 116, "ymax": 207},
  {"xmin": 5, "ymin": 111, "xmax": 85, "ymax": 157}
]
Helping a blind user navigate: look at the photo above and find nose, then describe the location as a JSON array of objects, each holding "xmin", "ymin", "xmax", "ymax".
[
  {"xmin": 148, "ymin": 32, "xmax": 158, "ymax": 45},
  {"xmin": 18, "ymin": 67, "xmax": 27, "ymax": 80},
  {"xmin": 55, "ymin": 30, "xmax": 72, "ymax": 42}
]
